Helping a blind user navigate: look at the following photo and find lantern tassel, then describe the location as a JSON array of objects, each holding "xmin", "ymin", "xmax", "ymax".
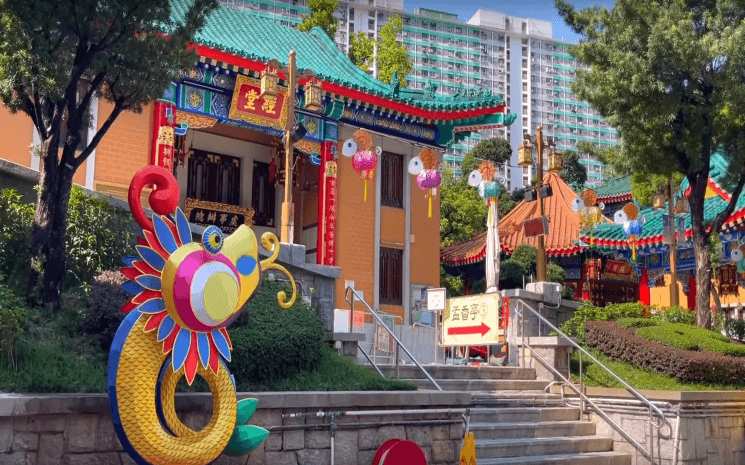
[
  {"xmin": 364, "ymin": 179, "xmax": 368, "ymax": 203},
  {"xmin": 632, "ymin": 237, "xmax": 636, "ymax": 261},
  {"xmin": 590, "ymin": 229, "xmax": 593, "ymax": 247},
  {"xmin": 487, "ymin": 200, "xmax": 493, "ymax": 227},
  {"xmin": 428, "ymin": 195, "xmax": 433, "ymax": 218}
]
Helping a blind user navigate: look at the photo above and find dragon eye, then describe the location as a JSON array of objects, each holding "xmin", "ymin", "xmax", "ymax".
[
  {"xmin": 202, "ymin": 226, "xmax": 224, "ymax": 254},
  {"xmin": 408, "ymin": 156, "xmax": 423, "ymax": 175},
  {"xmin": 571, "ymin": 198, "xmax": 585, "ymax": 212}
]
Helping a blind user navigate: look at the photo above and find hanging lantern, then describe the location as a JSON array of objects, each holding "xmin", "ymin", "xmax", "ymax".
[
  {"xmin": 675, "ymin": 196, "xmax": 689, "ymax": 215},
  {"xmin": 409, "ymin": 148, "xmax": 443, "ymax": 218},
  {"xmin": 518, "ymin": 135, "xmax": 533, "ymax": 167},
  {"xmin": 342, "ymin": 129, "xmax": 378, "ymax": 202},
  {"xmin": 260, "ymin": 67, "xmax": 279, "ymax": 99},
  {"xmin": 547, "ymin": 149, "xmax": 563, "ymax": 173},
  {"xmin": 303, "ymin": 79, "xmax": 323, "ymax": 112},
  {"xmin": 652, "ymin": 192, "xmax": 666, "ymax": 210}
]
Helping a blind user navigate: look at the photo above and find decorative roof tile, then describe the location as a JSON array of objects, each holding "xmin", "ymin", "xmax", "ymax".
[
  {"xmin": 594, "ymin": 175, "xmax": 632, "ymax": 203},
  {"xmin": 171, "ymin": 0, "xmax": 508, "ymax": 113}
]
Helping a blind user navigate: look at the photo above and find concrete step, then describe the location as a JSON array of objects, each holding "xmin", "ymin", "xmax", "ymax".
[
  {"xmin": 470, "ymin": 420, "xmax": 596, "ymax": 439},
  {"xmin": 471, "ymin": 391, "xmax": 563, "ymax": 407},
  {"xmin": 476, "ymin": 436, "xmax": 614, "ymax": 458},
  {"xmin": 374, "ymin": 364, "xmax": 537, "ymax": 380},
  {"xmin": 470, "ymin": 407, "xmax": 580, "ymax": 423},
  {"xmin": 477, "ymin": 451, "xmax": 632, "ymax": 465},
  {"xmin": 408, "ymin": 378, "xmax": 549, "ymax": 391}
]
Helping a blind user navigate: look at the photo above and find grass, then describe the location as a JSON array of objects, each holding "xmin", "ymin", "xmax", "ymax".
[{"xmin": 570, "ymin": 346, "xmax": 745, "ymax": 391}]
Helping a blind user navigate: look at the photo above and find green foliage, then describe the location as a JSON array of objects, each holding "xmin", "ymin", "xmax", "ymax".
[
  {"xmin": 652, "ymin": 306, "xmax": 695, "ymax": 325},
  {"xmin": 298, "ymin": 0, "xmax": 339, "ymax": 39},
  {"xmin": 511, "ymin": 245, "xmax": 537, "ymax": 273},
  {"xmin": 630, "ymin": 172, "xmax": 685, "ymax": 207},
  {"xmin": 726, "ymin": 319, "xmax": 745, "ymax": 342},
  {"xmin": 556, "ymin": 0, "xmax": 745, "ymax": 328},
  {"xmin": 635, "ymin": 322, "xmax": 745, "ymax": 357},
  {"xmin": 469, "ymin": 138, "xmax": 512, "ymax": 167},
  {"xmin": 228, "ymin": 279, "xmax": 326, "ymax": 383},
  {"xmin": 558, "ymin": 150, "xmax": 588, "ymax": 189},
  {"xmin": 547, "ymin": 262, "xmax": 566, "ymax": 286},
  {"xmin": 236, "ymin": 346, "xmax": 416, "ymax": 391},
  {"xmin": 560, "ymin": 301, "xmax": 646, "ymax": 343},
  {"xmin": 65, "ymin": 187, "xmax": 135, "ymax": 288},
  {"xmin": 81, "ymin": 270, "xmax": 129, "ymax": 350},
  {"xmin": 439, "ymin": 166, "xmax": 487, "ymax": 246},
  {"xmin": 0, "ymin": 280, "xmax": 30, "ymax": 371},
  {"xmin": 499, "ymin": 259, "xmax": 526, "ymax": 290},
  {"xmin": 617, "ymin": 317, "xmax": 660, "ymax": 329},
  {"xmin": 440, "ymin": 266, "xmax": 463, "ymax": 298},
  {"xmin": 349, "ymin": 31, "xmax": 374, "ymax": 71},
  {"xmin": 376, "ymin": 16, "xmax": 412, "ymax": 87},
  {"xmin": 0, "ymin": 189, "xmax": 34, "ymax": 288}
]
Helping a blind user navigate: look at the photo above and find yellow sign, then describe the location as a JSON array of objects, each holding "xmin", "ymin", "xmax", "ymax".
[
  {"xmin": 459, "ymin": 432, "xmax": 477, "ymax": 465},
  {"xmin": 442, "ymin": 293, "xmax": 501, "ymax": 347}
]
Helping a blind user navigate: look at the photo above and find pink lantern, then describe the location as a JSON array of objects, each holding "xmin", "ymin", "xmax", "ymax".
[
  {"xmin": 342, "ymin": 129, "xmax": 379, "ymax": 202},
  {"xmin": 408, "ymin": 148, "xmax": 442, "ymax": 217}
]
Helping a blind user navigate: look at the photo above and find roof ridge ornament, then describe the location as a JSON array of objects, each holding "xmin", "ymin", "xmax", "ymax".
[
  {"xmin": 424, "ymin": 80, "xmax": 437, "ymax": 100},
  {"xmin": 389, "ymin": 71, "xmax": 400, "ymax": 98}
]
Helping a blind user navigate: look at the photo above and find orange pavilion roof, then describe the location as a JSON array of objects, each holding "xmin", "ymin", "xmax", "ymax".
[{"xmin": 441, "ymin": 172, "xmax": 605, "ymax": 267}]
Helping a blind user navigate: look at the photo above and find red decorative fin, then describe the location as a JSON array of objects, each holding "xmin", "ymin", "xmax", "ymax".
[
  {"xmin": 133, "ymin": 260, "xmax": 161, "ymax": 277},
  {"xmin": 184, "ymin": 333, "xmax": 199, "ymax": 385},
  {"xmin": 137, "ymin": 236, "xmax": 148, "ymax": 247},
  {"xmin": 120, "ymin": 267, "xmax": 142, "ymax": 281},
  {"xmin": 144, "ymin": 311, "xmax": 167, "ymax": 332},
  {"xmin": 143, "ymin": 230, "xmax": 170, "ymax": 259},
  {"xmin": 121, "ymin": 300, "xmax": 137, "ymax": 314},
  {"xmin": 207, "ymin": 333, "xmax": 220, "ymax": 375},
  {"xmin": 133, "ymin": 290, "xmax": 162, "ymax": 304},
  {"xmin": 162, "ymin": 324, "xmax": 180, "ymax": 354},
  {"xmin": 219, "ymin": 327, "xmax": 233, "ymax": 350}
]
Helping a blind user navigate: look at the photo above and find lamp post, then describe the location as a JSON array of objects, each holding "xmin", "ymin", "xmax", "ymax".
[
  {"xmin": 261, "ymin": 51, "xmax": 319, "ymax": 244},
  {"xmin": 518, "ymin": 126, "xmax": 560, "ymax": 282}
]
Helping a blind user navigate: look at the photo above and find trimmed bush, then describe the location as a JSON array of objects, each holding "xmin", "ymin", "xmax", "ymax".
[
  {"xmin": 636, "ymin": 322, "xmax": 745, "ymax": 357},
  {"xmin": 560, "ymin": 301, "xmax": 648, "ymax": 343},
  {"xmin": 228, "ymin": 279, "xmax": 326, "ymax": 383},
  {"xmin": 81, "ymin": 270, "xmax": 129, "ymax": 350},
  {"xmin": 652, "ymin": 306, "xmax": 695, "ymax": 325},
  {"xmin": 586, "ymin": 320, "xmax": 745, "ymax": 386},
  {"xmin": 617, "ymin": 318, "xmax": 660, "ymax": 329}
]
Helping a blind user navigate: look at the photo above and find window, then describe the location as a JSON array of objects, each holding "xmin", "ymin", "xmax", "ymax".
[
  {"xmin": 187, "ymin": 150, "xmax": 241, "ymax": 206},
  {"xmin": 251, "ymin": 161, "xmax": 276, "ymax": 227},
  {"xmin": 380, "ymin": 247, "xmax": 403, "ymax": 305},
  {"xmin": 381, "ymin": 151, "xmax": 404, "ymax": 208},
  {"xmin": 368, "ymin": 19, "xmax": 375, "ymax": 29}
]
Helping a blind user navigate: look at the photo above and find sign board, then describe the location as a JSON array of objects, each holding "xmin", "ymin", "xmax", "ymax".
[
  {"xmin": 184, "ymin": 198, "xmax": 254, "ymax": 234},
  {"xmin": 375, "ymin": 315, "xmax": 395, "ymax": 353},
  {"xmin": 228, "ymin": 75, "xmax": 289, "ymax": 131},
  {"xmin": 442, "ymin": 293, "xmax": 501, "ymax": 347},
  {"xmin": 426, "ymin": 288, "xmax": 446, "ymax": 311},
  {"xmin": 523, "ymin": 216, "xmax": 549, "ymax": 238}
]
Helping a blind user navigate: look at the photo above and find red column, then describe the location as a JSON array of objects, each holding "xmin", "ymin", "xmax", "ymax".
[
  {"xmin": 151, "ymin": 101, "xmax": 177, "ymax": 170},
  {"xmin": 639, "ymin": 266, "xmax": 650, "ymax": 305},
  {"xmin": 687, "ymin": 274, "xmax": 696, "ymax": 311},
  {"xmin": 317, "ymin": 141, "xmax": 337, "ymax": 266}
]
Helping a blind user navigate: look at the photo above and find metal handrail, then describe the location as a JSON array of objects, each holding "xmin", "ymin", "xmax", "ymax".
[
  {"xmin": 514, "ymin": 299, "xmax": 668, "ymax": 464},
  {"xmin": 345, "ymin": 286, "xmax": 442, "ymax": 391}
]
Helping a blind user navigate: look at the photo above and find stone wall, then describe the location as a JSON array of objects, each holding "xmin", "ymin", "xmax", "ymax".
[
  {"xmin": 0, "ymin": 391, "xmax": 468, "ymax": 465},
  {"xmin": 571, "ymin": 388, "xmax": 745, "ymax": 465}
]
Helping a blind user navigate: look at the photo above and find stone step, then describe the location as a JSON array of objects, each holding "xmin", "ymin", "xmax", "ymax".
[
  {"xmin": 469, "ymin": 420, "xmax": 596, "ymax": 439},
  {"xmin": 470, "ymin": 407, "xmax": 580, "ymax": 423},
  {"xmin": 476, "ymin": 436, "xmax": 614, "ymax": 458},
  {"xmin": 471, "ymin": 391, "xmax": 563, "ymax": 407},
  {"xmin": 477, "ymin": 451, "xmax": 632, "ymax": 465},
  {"xmin": 374, "ymin": 364, "xmax": 537, "ymax": 380},
  {"xmin": 408, "ymin": 378, "xmax": 550, "ymax": 391}
]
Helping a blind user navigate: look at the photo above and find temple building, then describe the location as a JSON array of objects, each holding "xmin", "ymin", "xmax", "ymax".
[{"xmin": 0, "ymin": 1, "xmax": 515, "ymax": 329}]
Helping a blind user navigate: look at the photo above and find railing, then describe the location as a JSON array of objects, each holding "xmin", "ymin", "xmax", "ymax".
[
  {"xmin": 345, "ymin": 286, "xmax": 442, "ymax": 391},
  {"xmin": 513, "ymin": 298, "xmax": 668, "ymax": 464}
]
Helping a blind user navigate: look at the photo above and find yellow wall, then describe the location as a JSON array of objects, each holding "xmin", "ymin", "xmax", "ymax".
[
  {"xmin": 649, "ymin": 274, "xmax": 690, "ymax": 308},
  {"xmin": 0, "ymin": 107, "xmax": 33, "ymax": 167}
]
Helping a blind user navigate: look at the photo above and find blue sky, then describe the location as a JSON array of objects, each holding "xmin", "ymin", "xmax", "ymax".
[{"xmin": 401, "ymin": 0, "xmax": 615, "ymax": 43}]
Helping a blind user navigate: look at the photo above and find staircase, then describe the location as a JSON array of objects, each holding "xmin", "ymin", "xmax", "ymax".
[{"xmin": 377, "ymin": 365, "xmax": 632, "ymax": 465}]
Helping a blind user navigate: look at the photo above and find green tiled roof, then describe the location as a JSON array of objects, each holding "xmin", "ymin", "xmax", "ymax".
[
  {"xmin": 594, "ymin": 175, "xmax": 632, "ymax": 200},
  {"xmin": 170, "ymin": 0, "xmax": 505, "ymax": 112}
]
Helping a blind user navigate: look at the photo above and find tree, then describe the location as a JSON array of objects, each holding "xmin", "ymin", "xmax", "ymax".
[
  {"xmin": 349, "ymin": 32, "xmax": 374, "ymax": 72},
  {"xmin": 440, "ymin": 166, "xmax": 487, "ymax": 246},
  {"xmin": 376, "ymin": 15, "xmax": 412, "ymax": 86},
  {"xmin": 556, "ymin": 0, "xmax": 745, "ymax": 329},
  {"xmin": 469, "ymin": 137, "xmax": 512, "ymax": 168},
  {"xmin": 559, "ymin": 150, "xmax": 588, "ymax": 190},
  {"xmin": 630, "ymin": 172, "xmax": 685, "ymax": 207},
  {"xmin": 298, "ymin": 0, "xmax": 339, "ymax": 39},
  {"xmin": 0, "ymin": 0, "xmax": 218, "ymax": 306}
]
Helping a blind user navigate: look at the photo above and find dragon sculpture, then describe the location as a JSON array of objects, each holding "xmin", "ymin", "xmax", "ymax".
[{"xmin": 108, "ymin": 166, "xmax": 296, "ymax": 465}]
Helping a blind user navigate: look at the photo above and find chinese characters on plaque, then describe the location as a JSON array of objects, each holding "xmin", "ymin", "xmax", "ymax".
[{"xmin": 184, "ymin": 199, "xmax": 254, "ymax": 234}]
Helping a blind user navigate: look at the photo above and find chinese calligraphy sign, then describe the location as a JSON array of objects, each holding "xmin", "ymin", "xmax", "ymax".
[
  {"xmin": 184, "ymin": 198, "xmax": 255, "ymax": 235},
  {"xmin": 229, "ymin": 75, "xmax": 288, "ymax": 130}
]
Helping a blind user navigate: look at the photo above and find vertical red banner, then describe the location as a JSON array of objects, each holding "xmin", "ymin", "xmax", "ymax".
[
  {"xmin": 151, "ymin": 101, "xmax": 176, "ymax": 171},
  {"xmin": 317, "ymin": 141, "xmax": 337, "ymax": 266}
]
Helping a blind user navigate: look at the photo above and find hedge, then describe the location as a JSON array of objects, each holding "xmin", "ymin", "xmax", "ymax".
[{"xmin": 586, "ymin": 321, "xmax": 745, "ymax": 385}]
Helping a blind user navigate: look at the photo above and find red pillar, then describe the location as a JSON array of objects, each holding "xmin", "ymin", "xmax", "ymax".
[
  {"xmin": 639, "ymin": 266, "xmax": 650, "ymax": 305},
  {"xmin": 150, "ymin": 101, "xmax": 176, "ymax": 170},
  {"xmin": 317, "ymin": 140, "xmax": 337, "ymax": 266},
  {"xmin": 687, "ymin": 274, "xmax": 696, "ymax": 311}
]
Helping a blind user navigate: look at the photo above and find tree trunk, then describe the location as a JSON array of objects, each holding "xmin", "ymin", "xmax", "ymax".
[
  {"xmin": 28, "ymin": 139, "xmax": 75, "ymax": 307},
  {"xmin": 689, "ymin": 195, "xmax": 712, "ymax": 329}
]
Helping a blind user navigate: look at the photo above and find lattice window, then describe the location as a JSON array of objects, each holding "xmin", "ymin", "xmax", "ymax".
[
  {"xmin": 380, "ymin": 247, "xmax": 403, "ymax": 305},
  {"xmin": 381, "ymin": 151, "xmax": 404, "ymax": 208},
  {"xmin": 187, "ymin": 149, "xmax": 241, "ymax": 206}
]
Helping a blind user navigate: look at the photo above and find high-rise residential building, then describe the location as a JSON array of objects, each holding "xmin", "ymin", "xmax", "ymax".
[{"xmin": 221, "ymin": 0, "xmax": 619, "ymax": 189}]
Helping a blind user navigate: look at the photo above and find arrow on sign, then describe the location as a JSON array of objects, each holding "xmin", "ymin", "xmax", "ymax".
[{"xmin": 447, "ymin": 322, "xmax": 491, "ymax": 337}]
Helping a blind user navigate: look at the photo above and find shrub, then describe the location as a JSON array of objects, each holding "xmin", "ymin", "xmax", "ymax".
[
  {"xmin": 228, "ymin": 279, "xmax": 326, "ymax": 383},
  {"xmin": 653, "ymin": 306, "xmax": 695, "ymax": 325},
  {"xmin": 635, "ymin": 322, "xmax": 745, "ymax": 357},
  {"xmin": 81, "ymin": 270, "xmax": 129, "ymax": 350},
  {"xmin": 511, "ymin": 245, "xmax": 537, "ymax": 271},
  {"xmin": 65, "ymin": 186, "xmax": 135, "ymax": 288},
  {"xmin": 499, "ymin": 259, "xmax": 526, "ymax": 290},
  {"xmin": 617, "ymin": 318, "xmax": 660, "ymax": 329},
  {"xmin": 0, "ymin": 280, "xmax": 31, "ymax": 371},
  {"xmin": 586, "ymin": 320, "xmax": 745, "ymax": 386},
  {"xmin": 0, "ymin": 189, "xmax": 34, "ymax": 289},
  {"xmin": 560, "ymin": 301, "xmax": 647, "ymax": 343},
  {"xmin": 726, "ymin": 319, "xmax": 745, "ymax": 341}
]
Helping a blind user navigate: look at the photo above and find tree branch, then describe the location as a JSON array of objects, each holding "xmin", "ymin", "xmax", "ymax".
[
  {"xmin": 75, "ymin": 71, "xmax": 106, "ymax": 122},
  {"xmin": 74, "ymin": 98, "xmax": 125, "ymax": 168},
  {"xmin": 711, "ymin": 173, "xmax": 745, "ymax": 234}
]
